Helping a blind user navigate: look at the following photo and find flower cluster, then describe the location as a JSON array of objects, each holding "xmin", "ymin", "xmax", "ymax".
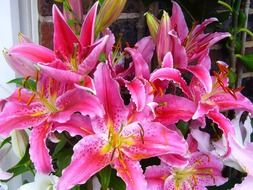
[{"xmin": 1, "ymin": 1, "xmax": 253, "ymax": 190}]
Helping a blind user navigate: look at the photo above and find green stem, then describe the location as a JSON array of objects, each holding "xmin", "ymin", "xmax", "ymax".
[
  {"xmin": 230, "ymin": 0, "xmax": 242, "ymax": 87},
  {"xmin": 237, "ymin": 0, "xmax": 250, "ymax": 87}
]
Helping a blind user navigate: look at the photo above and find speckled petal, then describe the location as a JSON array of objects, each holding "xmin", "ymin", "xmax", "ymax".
[
  {"xmin": 113, "ymin": 155, "xmax": 147, "ymax": 190},
  {"xmin": 29, "ymin": 122, "xmax": 53, "ymax": 174},
  {"xmin": 122, "ymin": 122, "xmax": 187, "ymax": 160},
  {"xmin": 145, "ymin": 165, "xmax": 171, "ymax": 190},
  {"xmin": 57, "ymin": 134, "xmax": 111, "ymax": 190},
  {"xmin": 54, "ymin": 88, "xmax": 103, "ymax": 123},
  {"xmin": 94, "ymin": 63, "xmax": 128, "ymax": 131},
  {"xmin": 155, "ymin": 94, "xmax": 196, "ymax": 125},
  {"xmin": 53, "ymin": 114, "xmax": 94, "ymax": 137},
  {"xmin": 0, "ymin": 102, "xmax": 48, "ymax": 136}
]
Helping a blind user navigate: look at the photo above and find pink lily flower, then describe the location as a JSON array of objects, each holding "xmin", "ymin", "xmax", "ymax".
[
  {"xmin": 145, "ymin": 152, "xmax": 226, "ymax": 190},
  {"xmin": 190, "ymin": 63, "xmax": 253, "ymax": 121},
  {"xmin": 0, "ymin": 75, "xmax": 103, "ymax": 174},
  {"xmin": 146, "ymin": 2, "xmax": 229, "ymax": 91},
  {"xmin": 188, "ymin": 63, "xmax": 253, "ymax": 157},
  {"xmin": 153, "ymin": 1, "xmax": 230, "ymax": 64},
  {"xmin": 5, "ymin": 2, "xmax": 108, "ymax": 83},
  {"xmin": 57, "ymin": 63, "xmax": 188, "ymax": 190}
]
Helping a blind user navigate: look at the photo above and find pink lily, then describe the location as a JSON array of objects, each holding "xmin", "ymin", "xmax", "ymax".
[
  {"xmin": 0, "ymin": 75, "xmax": 102, "ymax": 174},
  {"xmin": 4, "ymin": 2, "xmax": 108, "ymax": 83},
  {"xmin": 146, "ymin": 2, "xmax": 229, "ymax": 92},
  {"xmin": 145, "ymin": 152, "xmax": 226, "ymax": 190},
  {"xmin": 152, "ymin": 1, "xmax": 230, "ymax": 64},
  {"xmin": 57, "ymin": 63, "xmax": 188, "ymax": 190},
  {"xmin": 190, "ymin": 63, "xmax": 253, "ymax": 121}
]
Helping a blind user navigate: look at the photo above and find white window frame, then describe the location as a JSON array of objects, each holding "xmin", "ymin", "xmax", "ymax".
[
  {"xmin": 0, "ymin": 1, "xmax": 39, "ymax": 189},
  {"xmin": 0, "ymin": 0, "xmax": 39, "ymax": 99}
]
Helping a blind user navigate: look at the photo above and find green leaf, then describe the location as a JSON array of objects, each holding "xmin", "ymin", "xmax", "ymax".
[
  {"xmin": 99, "ymin": 0, "xmax": 105, "ymax": 5},
  {"xmin": 55, "ymin": 149, "xmax": 73, "ymax": 176},
  {"xmin": 238, "ymin": 28, "xmax": 253, "ymax": 37},
  {"xmin": 228, "ymin": 69, "xmax": 237, "ymax": 87},
  {"xmin": 238, "ymin": 11, "xmax": 246, "ymax": 28},
  {"xmin": 237, "ymin": 54, "xmax": 253, "ymax": 71},
  {"xmin": 99, "ymin": 53, "xmax": 107, "ymax": 62},
  {"xmin": 218, "ymin": 1, "xmax": 233, "ymax": 12},
  {"xmin": 177, "ymin": 120, "xmax": 189, "ymax": 137},
  {"xmin": 52, "ymin": 137, "xmax": 67, "ymax": 158},
  {"xmin": 7, "ymin": 77, "xmax": 36, "ymax": 91},
  {"xmin": 7, "ymin": 147, "xmax": 34, "ymax": 178},
  {"xmin": 0, "ymin": 136, "xmax": 11, "ymax": 149},
  {"xmin": 98, "ymin": 166, "xmax": 112, "ymax": 190},
  {"xmin": 109, "ymin": 168, "xmax": 126, "ymax": 190},
  {"xmin": 67, "ymin": 19, "xmax": 76, "ymax": 28}
]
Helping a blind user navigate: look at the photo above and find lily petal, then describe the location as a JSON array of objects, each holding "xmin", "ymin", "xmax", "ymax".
[
  {"xmin": 94, "ymin": 63, "xmax": 128, "ymax": 131},
  {"xmin": 0, "ymin": 168, "xmax": 13, "ymax": 180},
  {"xmin": 125, "ymin": 47, "xmax": 150, "ymax": 79},
  {"xmin": 207, "ymin": 110, "xmax": 235, "ymax": 136},
  {"xmin": 29, "ymin": 122, "xmax": 53, "ymax": 174},
  {"xmin": 113, "ymin": 155, "xmax": 147, "ymax": 190},
  {"xmin": 80, "ymin": 2, "xmax": 98, "ymax": 47},
  {"xmin": 53, "ymin": 114, "xmax": 93, "ymax": 137},
  {"xmin": 162, "ymin": 52, "xmax": 173, "ymax": 68},
  {"xmin": 171, "ymin": 1, "xmax": 188, "ymax": 41},
  {"xmin": 210, "ymin": 92, "xmax": 253, "ymax": 116},
  {"xmin": 125, "ymin": 78, "xmax": 146, "ymax": 112},
  {"xmin": 0, "ymin": 102, "xmax": 48, "ymax": 136},
  {"xmin": 186, "ymin": 64, "xmax": 212, "ymax": 93},
  {"xmin": 9, "ymin": 43, "xmax": 55, "ymax": 63},
  {"xmin": 78, "ymin": 35, "xmax": 109, "ymax": 74},
  {"xmin": 4, "ymin": 51, "xmax": 39, "ymax": 78},
  {"xmin": 232, "ymin": 175, "xmax": 253, "ymax": 190},
  {"xmin": 53, "ymin": 5, "xmax": 81, "ymax": 59},
  {"xmin": 145, "ymin": 165, "xmax": 171, "ymax": 190},
  {"xmin": 150, "ymin": 68, "xmax": 190, "ymax": 97},
  {"xmin": 38, "ymin": 63, "xmax": 83, "ymax": 83},
  {"xmin": 122, "ymin": 122, "xmax": 187, "ymax": 160},
  {"xmin": 135, "ymin": 36, "xmax": 155, "ymax": 65},
  {"xmin": 157, "ymin": 11, "xmax": 170, "ymax": 64},
  {"xmin": 54, "ymin": 88, "xmax": 103, "ymax": 123},
  {"xmin": 57, "ymin": 135, "xmax": 111, "ymax": 190},
  {"xmin": 154, "ymin": 94, "xmax": 196, "ymax": 125}
]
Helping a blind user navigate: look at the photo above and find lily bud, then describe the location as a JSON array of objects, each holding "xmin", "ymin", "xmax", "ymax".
[
  {"xmin": 157, "ymin": 11, "xmax": 171, "ymax": 64},
  {"xmin": 3, "ymin": 49, "xmax": 38, "ymax": 78},
  {"xmin": 95, "ymin": 0, "xmax": 127, "ymax": 36},
  {"xmin": 11, "ymin": 130, "xmax": 28, "ymax": 159},
  {"xmin": 145, "ymin": 12, "xmax": 159, "ymax": 41}
]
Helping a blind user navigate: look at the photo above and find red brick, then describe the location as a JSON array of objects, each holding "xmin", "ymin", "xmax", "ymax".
[
  {"xmin": 39, "ymin": 21, "xmax": 54, "ymax": 49},
  {"xmin": 38, "ymin": 0, "xmax": 62, "ymax": 16}
]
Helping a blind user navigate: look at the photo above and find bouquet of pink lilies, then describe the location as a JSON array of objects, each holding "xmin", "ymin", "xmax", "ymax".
[{"xmin": 1, "ymin": 0, "xmax": 253, "ymax": 189}]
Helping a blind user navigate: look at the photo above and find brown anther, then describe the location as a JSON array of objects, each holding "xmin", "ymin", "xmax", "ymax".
[
  {"xmin": 110, "ymin": 148, "xmax": 116, "ymax": 161},
  {"xmin": 138, "ymin": 123, "xmax": 145, "ymax": 144}
]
